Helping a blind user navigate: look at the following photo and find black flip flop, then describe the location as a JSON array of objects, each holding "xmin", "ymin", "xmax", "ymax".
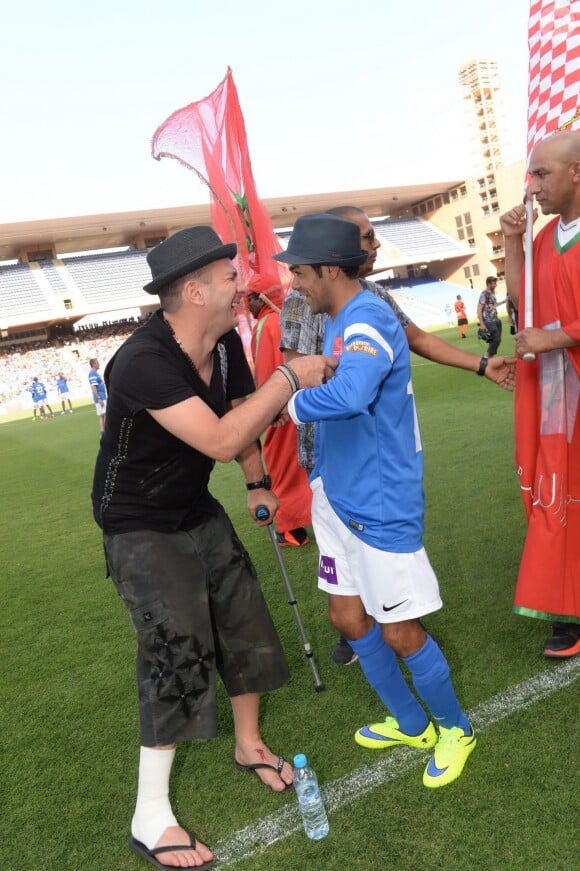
[
  {"xmin": 234, "ymin": 754, "xmax": 294, "ymax": 791},
  {"xmin": 129, "ymin": 830, "xmax": 214, "ymax": 870}
]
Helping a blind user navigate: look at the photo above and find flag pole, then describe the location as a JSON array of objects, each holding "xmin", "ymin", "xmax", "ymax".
[{"xmin": 522, "ymin": 195, "xmax": 536, "ymax": 361}]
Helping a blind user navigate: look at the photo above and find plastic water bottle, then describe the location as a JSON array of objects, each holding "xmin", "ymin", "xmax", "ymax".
[{"xmin": 293, "ymin": 753, "xmax": 329, "ymax": 840}]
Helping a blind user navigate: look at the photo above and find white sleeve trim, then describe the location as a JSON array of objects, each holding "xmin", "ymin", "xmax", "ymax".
[{"xmin": 287, "ymin": 389, "xmax": 306, "ymax": 424}]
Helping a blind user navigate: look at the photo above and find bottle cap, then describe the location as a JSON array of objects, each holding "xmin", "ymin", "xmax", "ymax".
[{"xmin": 293, "ymin": 753, "xmax": 307, "ymax": 768}]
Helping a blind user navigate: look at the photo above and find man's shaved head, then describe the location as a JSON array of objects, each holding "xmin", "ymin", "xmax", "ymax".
[{"xmin": 531, "ymin": 130, "xmax": 580, "ymax": 165}]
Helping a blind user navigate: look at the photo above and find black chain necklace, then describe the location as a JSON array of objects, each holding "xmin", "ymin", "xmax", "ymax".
[{"xmin": 162, "ymin": 314, "xmax": 200, "ymax": 377}]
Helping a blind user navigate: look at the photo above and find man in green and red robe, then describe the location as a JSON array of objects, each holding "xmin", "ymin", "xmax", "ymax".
[{"xmin": 501, "ymin": 131, "xmax": 580, "ymax": 658}]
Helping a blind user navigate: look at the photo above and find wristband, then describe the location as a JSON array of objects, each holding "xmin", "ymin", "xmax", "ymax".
[
  {"xmin": 276, "ymin": 363, "xmax": 300, "ymax": 393},
  {"xmin": 246, "ymin": 475, "xmax": 272, "ymax": 491},
  {"xmin": 476, "ymin": 355, "xmax": 489, "ymax": 376}
]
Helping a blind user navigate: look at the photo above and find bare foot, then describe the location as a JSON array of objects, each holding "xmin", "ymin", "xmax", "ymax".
[
  {"xmin": 234, "ymin": 743, "xmax": 293, "ymax": 791},
  {"xmin": 144, "ymin": 825, "xmax": 213, "ymax": 868}
]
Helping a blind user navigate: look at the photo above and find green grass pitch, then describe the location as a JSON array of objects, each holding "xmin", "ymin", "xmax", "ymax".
[{"xmin": 1, "ymin": 324, "xmax": 577, "ymax": 870}]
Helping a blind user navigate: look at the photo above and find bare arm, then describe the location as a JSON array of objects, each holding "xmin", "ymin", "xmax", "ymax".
[
  {"xmin": 405, "ymin": 322, "xmax": 515, "ymax": 390},
  {"xmin": 148, "ymin": 355, "xmax": 336, "ymax": 463},
  {"xmin": 230, "ymin": 402, "xmax": 280, "ymax": 524},
  {"xmin": 285, "ymin": 323, "xmax": 515, "ymax": 390}
]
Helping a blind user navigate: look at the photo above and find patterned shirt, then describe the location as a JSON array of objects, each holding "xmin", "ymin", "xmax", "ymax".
[{"xmin": 478, "ymin": 290, "xmax": 499, "ymax": 324}]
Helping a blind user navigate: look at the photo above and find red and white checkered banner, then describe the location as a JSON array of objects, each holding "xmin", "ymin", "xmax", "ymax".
[{"xmin": 527, "ymin": 0, "xmax": 580, "ymax": 155}]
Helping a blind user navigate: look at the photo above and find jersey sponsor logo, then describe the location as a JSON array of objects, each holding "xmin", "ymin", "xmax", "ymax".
[
  {"xmin": 344, "ymin": 340, "xmax": 377, "ymax": 357},
  {"xmin": 319, "ymin": 554, "xmax": 338, "ymax": 584},
  {"xmin": 332, "ymin": 337, "xmax": 343, "ymax": 358},
  {"xmin": 343, "ymin": 322, "xmax": 393, "ymax": 361}
]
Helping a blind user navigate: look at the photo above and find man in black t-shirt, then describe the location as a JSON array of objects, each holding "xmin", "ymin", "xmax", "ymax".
[{"xmin": 91, "ymin": 226, "xmax": 335, "ymax": 870}]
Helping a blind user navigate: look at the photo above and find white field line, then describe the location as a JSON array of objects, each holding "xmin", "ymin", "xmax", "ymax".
[{"xmin": 213, "ymin": 659, "xmax": 579, "ymax": 868}]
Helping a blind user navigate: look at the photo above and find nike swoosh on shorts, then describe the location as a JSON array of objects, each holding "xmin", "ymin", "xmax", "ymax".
[{"xmin": 382, "ymin": 600, "xmax": 407, "ymax": 612}]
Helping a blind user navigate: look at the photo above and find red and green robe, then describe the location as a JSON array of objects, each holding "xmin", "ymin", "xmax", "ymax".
[
  {"xmin": 250, "ymin": 296, "xmax": 312, "ymax": 535},
  {"xmin": 514, "ymin": 216, "xmax": 580, "ymax": 623}
]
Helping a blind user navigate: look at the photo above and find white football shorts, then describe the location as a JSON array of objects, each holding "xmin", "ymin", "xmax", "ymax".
[{"xmin": 311, "ymin": 476, "xmax": 442, "ymax": 623}]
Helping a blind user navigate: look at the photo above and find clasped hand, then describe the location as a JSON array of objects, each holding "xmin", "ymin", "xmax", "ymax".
[{"xmin": 288, "ymin": 354, "xmax": 337, "ymax": 389}]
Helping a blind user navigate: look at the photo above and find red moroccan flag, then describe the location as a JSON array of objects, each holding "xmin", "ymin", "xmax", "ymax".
[
  {"xmin": 151, "ymin": 67, "xmax": 287, "ymax": 294},
  {"xmin": 513, "ymin": 1, "xmax": 580, "ymax": 623}
]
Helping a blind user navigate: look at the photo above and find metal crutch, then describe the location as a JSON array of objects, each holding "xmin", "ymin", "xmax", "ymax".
[{"xmin": 256, "ymin": 505, "xmax": 325, "ymax": 692}]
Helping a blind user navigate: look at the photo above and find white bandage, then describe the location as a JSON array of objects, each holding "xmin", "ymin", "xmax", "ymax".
[{"xmin": 131, "ymin": 746, "xmax": 178, "ymax": 849}]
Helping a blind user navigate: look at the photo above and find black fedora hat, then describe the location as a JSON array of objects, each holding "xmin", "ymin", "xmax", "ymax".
[
  {"xmin": 144, "ymin": 226, "xmax": 237, "ymax": 295},
  {"xmin": 273, "ymin": 213, "xmax": 368, "ymax": 268}
]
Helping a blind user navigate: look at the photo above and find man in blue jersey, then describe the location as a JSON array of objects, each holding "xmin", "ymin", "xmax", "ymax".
[
  {"xmin": 29, "ymin": 376, "xmax": 54, "ymax": 419},
  {"xmin": 280, "ymin": 205, "xmax": 515, "ymax": 666},
  {"xmin": 56, "ymin": 372, "xmax": 73, "ymax": 413},
  {"xmin": 275, "ymin": 214, "xmax": 476, "ymax": 788},
  {"xmin": 88, "ymin": 358, "xmax": 107, "ymax": 434}
]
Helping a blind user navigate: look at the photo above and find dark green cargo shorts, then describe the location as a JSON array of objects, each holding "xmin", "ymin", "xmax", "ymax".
[{"xmin": 104, "ymin": 507, "xmax": 289, "ymax": 747}]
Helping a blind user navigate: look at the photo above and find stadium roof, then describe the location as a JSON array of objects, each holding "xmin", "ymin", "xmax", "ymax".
[{"xmin": 0, "ymin": 180, "xmax": 462, "ymax": 263}]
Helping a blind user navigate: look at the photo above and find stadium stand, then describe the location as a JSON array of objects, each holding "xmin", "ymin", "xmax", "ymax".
[
  {"xmin": 0, "ymin": 263, "xmax": 56, "ymax": 321},
  {"xmin": 0, "ymin": 321, "xmax": 142, "ymax": 409},
  {"xmin": 62, "ymin": 249, "xmax": 152, "ymax": 308},
  {"xmin": 37, "ymin": 258, "xmax": 73, "ymax": 296},
  {"xmin": 374, "ymin": 216, "xmax": 470, "ymax": 262}
]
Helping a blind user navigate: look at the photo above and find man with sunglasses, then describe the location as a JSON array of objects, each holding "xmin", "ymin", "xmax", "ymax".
[{"xmin": 280, "ymin": 205, "xmax": 515, "ymax": 665}]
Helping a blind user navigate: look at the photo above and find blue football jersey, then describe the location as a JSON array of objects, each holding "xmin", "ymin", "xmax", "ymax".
[{"xmin": 289, "ymin": 289, "xmax": 424, "ymax": 552}]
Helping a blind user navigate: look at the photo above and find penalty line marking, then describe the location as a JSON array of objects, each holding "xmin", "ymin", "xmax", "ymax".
[{"xmin": 213, "ymin": 659, "xmax": 579, "ymax": 867}]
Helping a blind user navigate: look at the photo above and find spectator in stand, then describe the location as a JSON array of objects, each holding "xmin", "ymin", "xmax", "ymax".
[
  {"xmin": 29, "ymin": 376, "xmax": 54, "ymax": 419},
  {"xmin": 56, "ymin": 373, "xmax": 73, "ymax": 413},
  {"xmin": 88, "ymin": 358, "xmax": 107, "ymax": 435},
  {"xmin": 0, "ymin": 324, "xmax": 144, "ymax": 411},
  {"xmin": 247, "ymin": 277, "xmax": 312, "ymax": 547}
]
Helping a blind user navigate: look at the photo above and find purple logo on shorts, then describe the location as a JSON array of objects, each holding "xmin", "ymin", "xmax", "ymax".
[{"xmin": 319, "ymin": 555, "xmax": 338, "ymax": 585}]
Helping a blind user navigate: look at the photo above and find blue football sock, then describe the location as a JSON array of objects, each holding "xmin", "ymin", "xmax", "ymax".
[
  {"xmin": 403, "ymin": 634, "xmax": 471, "ymax": 732},
  {"xmin": 350, "ymin": 623, "xmax": 429, "ymax": 736}
]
